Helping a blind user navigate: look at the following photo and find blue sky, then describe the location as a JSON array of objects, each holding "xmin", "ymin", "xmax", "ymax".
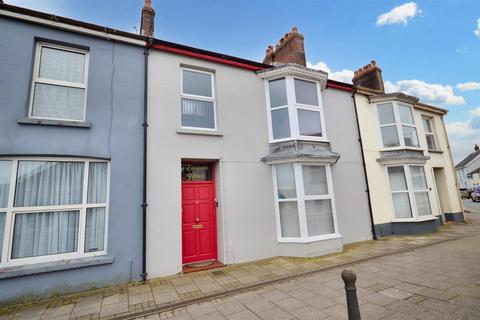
[{"xmin": 7, "ymin": 0, "xmax": 480, "ymax": 162}]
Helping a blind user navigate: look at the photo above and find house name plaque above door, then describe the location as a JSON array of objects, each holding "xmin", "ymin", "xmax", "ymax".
[{"xmin": 182, "ymin": 163, "xmax": 212, "ymax": 181}]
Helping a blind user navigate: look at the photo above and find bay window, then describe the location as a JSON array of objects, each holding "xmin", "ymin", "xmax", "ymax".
[
  {"xmin": 0, "ymin": 158, "xmax": 109, "ymax": 267},
  {"xmin": 387, "ymin": 165, "xmax": 432, "ymax": 220},
  {"xmin": 181, "ymin": 68, "xmax": 216, "ymax": 130},
  {"xmin": 267, "ymin": 76, "xmax": 325, "ymax": 142},
  {"xmin": 29, "ymin": 42, "xmax": 89, "ymax": 122},
  {"xmin": 273, "ymin": 163, "xmax": 338, "ymax": 241},
  {"xmin": 377, "ymin": 102, "xmax": 419, "ymax": 148}
]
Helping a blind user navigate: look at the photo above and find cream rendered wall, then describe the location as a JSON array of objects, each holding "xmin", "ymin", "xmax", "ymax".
[
  {"xmin": 147, "ymin": 51, "xmax": 278, "ymax": 277},
  {"xmin": 354, "ymin": 93, "xmax": 462, "ymax": 226}
]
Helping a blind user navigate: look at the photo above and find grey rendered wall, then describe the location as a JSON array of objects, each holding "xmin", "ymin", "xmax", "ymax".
[
  {"xmin": 322, "ymin": 88, "xmax": 373, "ymax": 244},
  {"xmin": 0, "ymin": 17, "xmax": 144, "ymax": 303}
]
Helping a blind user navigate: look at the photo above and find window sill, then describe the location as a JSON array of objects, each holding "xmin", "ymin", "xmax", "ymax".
[
  {"xmin": 277, "ymin": 233, "xmax": 342, "ymax": 243},
  {"xmin": 0, "ymin": 255, "xmax": 114, "ymax": 279},
  {"xmin": 176, "ymin": 128, "xmax": 223, "ymax": 136},
  {"xmin": 392, "ymin": 215, "xmax": 439, "ymax": 223},
  {"xmin": 427, "ymin": 149, "xmax": 443, "ymax": 154},
  {"xmin": 380, "ymin": 146, "xmax": 424, "ymax": 152},
  {"xmin": 18, "ymin": 118, "xmax": 91, "ymax": 128}
]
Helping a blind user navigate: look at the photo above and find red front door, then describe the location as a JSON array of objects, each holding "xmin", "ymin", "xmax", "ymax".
[{"xmin": 181, "ymin": 163, "xmax": 217, "ymax": 264}]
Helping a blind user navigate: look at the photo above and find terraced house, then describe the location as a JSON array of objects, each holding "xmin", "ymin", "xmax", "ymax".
[
  {"xmin": 0, "ymin": 0, "xmax": 463, "ymax": 304},
  {"xmin": 0, "ymin": 3, "xmax": 146, "ymax": 303}
]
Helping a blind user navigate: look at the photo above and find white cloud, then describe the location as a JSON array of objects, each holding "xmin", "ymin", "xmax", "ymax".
[
  {"xmin": 474, "ymin": 18, "xmax": 480, "ymax": 38},
  {"xmin": 446, "ymin": 118, "xmax": 480, "ymax": 163},
  {"xmin": 456, "ymin": 82, "xmax": 480, "ymax": 91},
  {"xmin": 307, "ymin": 61, "xmax": 354, "ymax": 83},
  {"xmin": 470, "ymin": 107, "xmax": 480, "ymax": 117},
  {"xmin": 376, "ymin": 2, "xmax": 421, "ymax": 26},
  {"xmin": 383, "ymin": 80, "xmax": 465, "ymax": 106}
]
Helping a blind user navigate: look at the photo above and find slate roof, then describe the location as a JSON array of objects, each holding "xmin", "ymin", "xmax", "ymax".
[{"xmin": 456, "ymin": 149, "xmax": 480, "ymax": 169}]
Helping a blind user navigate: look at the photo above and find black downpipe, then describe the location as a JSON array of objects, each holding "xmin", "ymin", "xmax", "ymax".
[
  {"xmin": 351, "ymin": 88, "xmax": 377, "ymax": 240},
  {"xmin": 141, "ymin": 38, "xmax": 153, "ymax": 281}
]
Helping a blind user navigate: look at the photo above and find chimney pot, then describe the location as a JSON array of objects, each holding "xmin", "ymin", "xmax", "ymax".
[
  {"xmin": 352, "ymin": 60, "xmax": 385, "ymax": 93},
  {"xmin": 140, "ymin": 0, "xmax": 155, "ymax": 37},
  {"xmin": 263, "ymin": 27, "xmax": 306, "ymax": 66},
  {"xmin": 475, "ymin": 144, "xmax": 479, "ymax": 151}
]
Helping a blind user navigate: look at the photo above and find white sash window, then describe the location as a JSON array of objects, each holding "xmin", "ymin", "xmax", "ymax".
[{"xmin": 377, "ymin": 102, "xmax": 419, "ymax": 149}]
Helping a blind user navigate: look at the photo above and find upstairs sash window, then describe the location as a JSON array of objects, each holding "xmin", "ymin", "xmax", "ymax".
[
  {"xmin": 29, "ymin": 43, "xmax": 89, "ymax": 121},
  {"xmin": 422, "ymin": 116, "xmax": 438, "ymax": 151},
  {"xmin": 266, "ymin": 76, "xmax": 325, "ymax": 142},
  {"xmin": 181, "ymin": 68, "xmax": 216, "ymax": 130},
  {"xmin": 377, "ymin": 102, "xmax": 419, "ymax": 148}
]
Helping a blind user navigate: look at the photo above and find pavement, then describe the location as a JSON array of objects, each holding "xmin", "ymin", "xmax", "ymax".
[{"xmin": 2, "ymin": 203, "xmax": 480, "ymax": 320}]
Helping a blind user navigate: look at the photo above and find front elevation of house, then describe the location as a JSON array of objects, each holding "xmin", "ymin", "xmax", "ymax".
[
  {"xmin": 352, "ymin": 62, "xmax": 464, "ymax": 235},
  {"xmin": 146, "ymin": 28, "xmax": 373, "ymax": 277},
  {"xmin": 0, "ymin": 4, "xmax": 146, "ymax": 303}
]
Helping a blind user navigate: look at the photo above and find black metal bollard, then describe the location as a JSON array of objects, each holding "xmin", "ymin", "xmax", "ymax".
[{"xmin": 341, "ymin": 270, "xmax": 361, "ymax": 320}]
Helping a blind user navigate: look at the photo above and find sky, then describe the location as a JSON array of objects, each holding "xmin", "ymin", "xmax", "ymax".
[{"xmin": 6, "ymin": 0, "xmax": 480, "ymax": 162}]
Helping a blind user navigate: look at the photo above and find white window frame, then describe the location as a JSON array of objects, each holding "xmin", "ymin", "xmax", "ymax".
[
  {"xmin": 386, "ymin": 164, "xmax": 433, "ymax": 222},
  {"xmin": 265, "ymin": 76, "xmax": 327, "ymax": 143},
  {"xmin": 272, "ymin": 163, "xmax": 340, "ymax": 243},
  {"xmin": 376, "ymin": 101, "xmax": 420, "ymax": 150},
  {"xmin": 180, "ymin": 67, "xmax": 217, "ymax": 131},
  {"xmin": 28, "ymin": 42, "xmax": 89, "ymax": 122},
  {"xmin": 0, "ymin": 157, "xmax": 110, "ymax": 268},
  {"xmin": 421, "ymin": 116, "xmax": 438, "ymax": 151}
]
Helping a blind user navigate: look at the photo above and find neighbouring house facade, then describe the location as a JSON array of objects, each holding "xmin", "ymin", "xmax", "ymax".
[
  {"xmin": 352, "ymin": 62, "xmax": 464, "ymax": 235},
  {"xmin": 0, "ymin": 4, "xmax": 146, "ymax": 303},
  {"xmin": 146, "ymin": 28, "xmax": 373, "ymax": 277},
  {"xmin": 455, "ymin": 145, "xmax": 480, "ymax": 189}
]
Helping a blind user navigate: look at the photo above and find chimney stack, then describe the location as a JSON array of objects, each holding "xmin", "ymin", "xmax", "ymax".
[
  {"xmin": 352, "ymin": 60, "xmax": 385, "ymax": 93},
  {"xmin": 475, "ymin": 144, "xmax": 479, "ymax": 152},
  {"xmin": 263, "ymin": 27, "xmax": 306, "ymax": 67},
  {"xmin": 140, "ymin": 0, "xmax": 155, "ymax": 37}
]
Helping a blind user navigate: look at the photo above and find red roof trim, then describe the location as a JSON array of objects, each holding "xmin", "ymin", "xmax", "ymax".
[
  {"xmin": 326, "ymin": 81, "xmax": 353, "ymax": 92},
  {"xmin": 152, "ymin": 44, "xmax": 266, "ymax": 71}
]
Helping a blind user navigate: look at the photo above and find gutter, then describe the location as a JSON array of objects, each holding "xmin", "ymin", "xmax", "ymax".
[
  {"xmin": 351, "ymin": 88, "xmax": 377, "ymax": 240},
  {"xmin": 141, "ymin": 38, "xmax": 153, "ymax": 281}
]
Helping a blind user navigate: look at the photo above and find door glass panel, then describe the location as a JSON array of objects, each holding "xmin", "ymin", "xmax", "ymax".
[
  {"xmin": 415, "ymin": 192, "xmax": 431, "ymax": 216},
  {"xmin": 0, "ymin": 161, "xmax": 12, "ymax": 208},
  {"xmin": 268, "ymin": 78, "xmax": 288, "ymax": 108},
  {"xmin": 388, "ymin": 167, "xmax": 408, "ymax": 191},
  {"xmin": 275, "ymin": 163, "xmax": 296, "ymax": 199},
  {"xmin": 182, "ymin": 164, "xmax": 212, "ymax": 181},
  {"xmin": 294, "ymin": 79, "xmax": 318, "ymax": 106},
  {"xmin": 271, "ymin": 108, "xmax": 291, "ymax": 140},
  {"xmin": 392, "ymin": 193, "xmax": 412, "ymax": 218},
  {"xmin": 12, "ymin": 210, "xmax": 79, "ymax": 259},
  {"xmin": 279, "ymin": 201, "xmax": 300, "ymax": 237},
  {"xmin": 305, "ymin": 199, "xmax": 334, "ymax": 236},
  {"xmin": 398, "ymin": 105, "xmax": 414, "ymax": 124},
  {"xmin": 377, "ymin": 103, "xmax": 395, "ymax": 125},
  {"xmin": 381, "ymin": 126, "xmax": 400, "ymax": 147},
  {"xmin": 302, "ymin": 165, "xmax": 328, "ymax": 195},
  {"xmin": 402, "ymin": 126, "xmax": 419, "ymax": 147},
  {"xmin": 298, "ymin": 109, "xmax": 322, "ymax": 137}
]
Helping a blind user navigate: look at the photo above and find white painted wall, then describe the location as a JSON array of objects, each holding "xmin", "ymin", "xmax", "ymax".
[{"xmin": 147, "ymin": 51, "xmax": 373, "ymax": 277}]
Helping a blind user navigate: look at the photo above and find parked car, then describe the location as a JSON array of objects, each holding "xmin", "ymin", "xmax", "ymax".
[
  {"xmin": 460, "ymin": 188, "xmax": 470, "ymax": 199},
  {"xmin": 472, "ymin": 186, "xmax": 480, "ymax": 202}
]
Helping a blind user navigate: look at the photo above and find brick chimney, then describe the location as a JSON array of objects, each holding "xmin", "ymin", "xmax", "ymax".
[
  {"xmin": 140, "ymin": 0, "xmax": 155, "ymax": 37},
  {"xmin": 352, "ymin": 60, "xmax": 385, "ymax": 93},
  {"xmin": 263, "ymin": 27, "xmax": 306, "ymax": 67}
]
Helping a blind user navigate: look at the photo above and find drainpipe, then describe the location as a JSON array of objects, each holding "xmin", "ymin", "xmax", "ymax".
[
  {"xmin": 141, "ymin": 38, "xmax": 153, "ymax": 281},
  {"xmin": 351, "ymin": 88, "xmax": 377, "ymax": 240}
]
